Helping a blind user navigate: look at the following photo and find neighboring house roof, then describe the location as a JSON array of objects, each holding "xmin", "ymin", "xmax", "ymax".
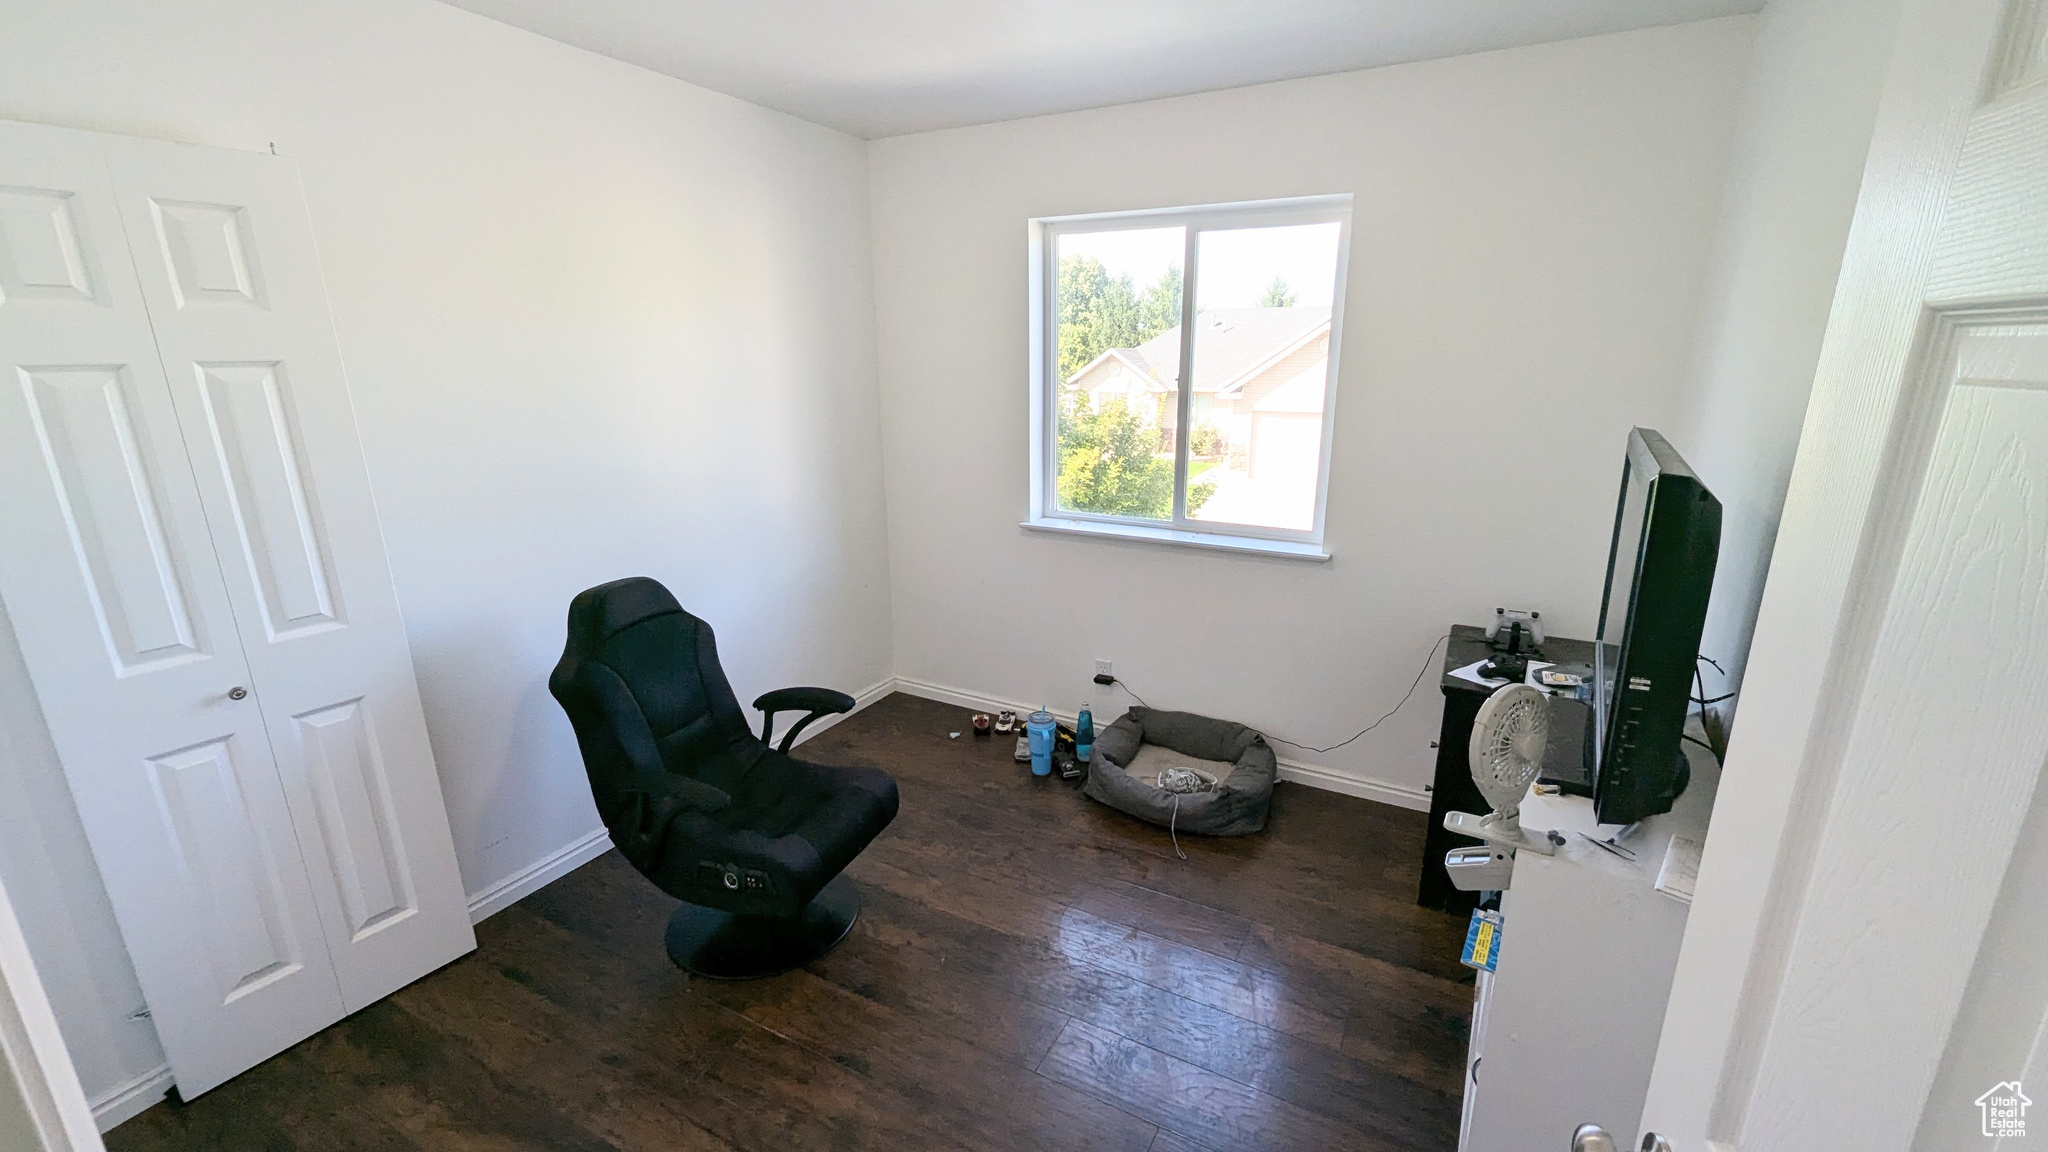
[
  {"xmin": 1068, "ymin": 348, "xmax": 1170, "ymax": 394},
  {"xmin": 1067, "ymin": 307, "xmax": 1331, "ymax": 395},
  {"xmin": 1214, "ymin": 320, "xmax": 1330, "ymax": 401}
]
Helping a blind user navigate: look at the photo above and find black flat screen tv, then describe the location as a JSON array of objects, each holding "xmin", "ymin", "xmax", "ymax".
[{"xmin": 1590, "ymin": 428, "xmax": 1722, "ymax": 826}]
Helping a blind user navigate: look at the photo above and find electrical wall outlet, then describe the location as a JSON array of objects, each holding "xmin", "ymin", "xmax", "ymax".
[{"xmin": 1095, "ymin": 659, "xmax": 1113, "ymax": 679}]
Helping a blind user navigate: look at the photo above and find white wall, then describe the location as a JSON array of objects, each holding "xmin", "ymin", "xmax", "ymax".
[
  {"xmin": 0, "ymin": 0, "xmax": 893, "ymax": 1112},
  {"xmin": 867, "ymin": 18, "xmax": 1757, "ymax": 801},
  {"xmin": 1668, "ymin": 0, "xmax": 1905, "ymax": 723}
]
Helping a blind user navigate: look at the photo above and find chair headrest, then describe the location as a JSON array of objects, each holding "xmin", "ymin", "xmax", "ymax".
[{"xmin": 563, "ymin": 576, "xmax": 685, "ymax": 654}]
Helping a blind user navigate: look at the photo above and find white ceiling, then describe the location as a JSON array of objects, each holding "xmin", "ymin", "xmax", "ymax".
[{"xmin": 439, "ymin": 0, "xmax": 1764, "ymax": 138}]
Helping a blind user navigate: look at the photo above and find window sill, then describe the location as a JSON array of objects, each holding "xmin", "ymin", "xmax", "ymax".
[{"xmin": 1020, "ymin": 517, "xmax": 1330, "ymax": 562}]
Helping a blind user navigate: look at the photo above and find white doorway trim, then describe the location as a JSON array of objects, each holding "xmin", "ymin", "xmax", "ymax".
[{"xmin": 0, "ymin": 868, "xmax": 105, "ymax": 1152}]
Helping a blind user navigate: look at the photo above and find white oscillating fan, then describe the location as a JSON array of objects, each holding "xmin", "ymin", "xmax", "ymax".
[{"xmin": 1443, "ymin": 684, "xmax": 1558, "ymax": 855}]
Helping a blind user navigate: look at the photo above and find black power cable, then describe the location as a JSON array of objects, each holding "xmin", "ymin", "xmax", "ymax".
[
  {"xmin": 1258, "ymin": 634, "xmax": 1450, "ymax": 755},
  {"xmin": 1689, "ymin": 655, "xmax": 1732, "ymax": 763},
  {"xmin": 1691, "ymin": 654, "xmax": 1735, "ymax": 705},
  {"xmin": 1102, "ymin": 678, "xmax": 1149, "ymax": 709}
]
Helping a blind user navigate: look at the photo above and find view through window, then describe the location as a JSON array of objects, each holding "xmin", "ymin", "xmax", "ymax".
[{"xmin": 1045, "ymin": 201, "xmax": 1348, "ymax": 540}]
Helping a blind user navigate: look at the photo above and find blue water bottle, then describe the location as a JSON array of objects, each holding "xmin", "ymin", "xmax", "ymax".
[
  {"xmin": 1026, "ymin": 707, "xmax": 1056, "ymax": 777},
  {"xmin": 1075, "ymin": 702, "xmax": 1094, "ymax": 763}
]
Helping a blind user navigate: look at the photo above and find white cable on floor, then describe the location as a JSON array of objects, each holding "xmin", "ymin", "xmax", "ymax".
[{"xmin": 1155, "ymin": 767, "xmax": 1217, "ymax": 861}]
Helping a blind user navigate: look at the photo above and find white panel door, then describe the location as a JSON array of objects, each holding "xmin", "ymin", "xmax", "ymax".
[
  {"xmin": 0, "ymin": 119, "xmax": 345, "ymax": 1097},
  {"xmin": 1640, "ymin": 1, "xmax": 2048, "ymax": 1149},
  {"xmin": 102, "ymin": 138, "xmax": 475, "ymax": 1014}
]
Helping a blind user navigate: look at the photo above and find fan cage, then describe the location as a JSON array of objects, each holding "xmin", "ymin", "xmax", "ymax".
[{"xmin": 1472, "ymin": 686, "xmax": 1551, "ymax": 817}]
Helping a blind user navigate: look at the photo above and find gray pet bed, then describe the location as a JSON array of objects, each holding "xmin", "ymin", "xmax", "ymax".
[{"xmin": 1083, "ymin": 707, "xmax": 1277, "ymax": 837}]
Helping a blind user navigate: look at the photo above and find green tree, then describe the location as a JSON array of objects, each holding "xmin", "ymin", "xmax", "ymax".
[
  {"xmin": 1057, "ymin": 256, "xmax": 1141, "ymax": 380},
  {"xmin": 1137, "ymin": 265, "xmax": 1183, "ymax": 335},
  {"xmin": 1057, "ymin": 394, "xmax": 1216, "ymax": 519},
  {"xmin": 1057, "ymin": 395, "xmax": 1170, "ymax": 518},
  {"xmin": 1056, "ymin": 256, "xmax": 1183, "ymax": 381},
  {"xmin": 1054, "ymin": 255, "xmax": 1212, "ymax": 518},
  {"xmin": 1258, "ymin": 276, "xmax": 1297, "ymax": 308}
]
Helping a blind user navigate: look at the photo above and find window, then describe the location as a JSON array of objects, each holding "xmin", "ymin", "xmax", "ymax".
[{"xmin": 1028, "ymin": 197, "xmax": 1351, "ymax": 559}]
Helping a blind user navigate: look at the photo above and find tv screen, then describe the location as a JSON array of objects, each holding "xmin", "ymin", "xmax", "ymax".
[
  {"xmin": 1593, "ymin": 452, "xmax": 1652, "ymax": 756},
  {"xmin": 1589, "ymin": 428, "xmax": 1721, "ymax": 826}
]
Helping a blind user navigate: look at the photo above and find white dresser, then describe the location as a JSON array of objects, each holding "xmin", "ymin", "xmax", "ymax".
[{"xmin": 1457, "ymin": 739, "xmax": 1718, "ymax": 1151}]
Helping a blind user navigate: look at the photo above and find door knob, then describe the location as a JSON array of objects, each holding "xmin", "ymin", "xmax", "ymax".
[
  {"xmin": 227, "ymin": 686, "xmax": 248, "ymax": 701},
  {"xmin": 1572, "ymin": 1125, "xmax": 1618, "ymax": 1152},
  {"xmin": 1641, "ymin": 1136, "xmax": 1673, "ymax": 1152}
]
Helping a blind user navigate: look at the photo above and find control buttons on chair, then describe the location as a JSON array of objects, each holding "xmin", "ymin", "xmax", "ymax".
[{"xmin": 697, "ymin": 861, "xmax": 768, "ymax": 895}]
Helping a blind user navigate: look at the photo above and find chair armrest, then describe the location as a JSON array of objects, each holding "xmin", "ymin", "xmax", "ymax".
[
  {"xmin": 753, "ymin": 686, "xmax": 856, "ymax": 752},
  {"xmin": 754, "ymin": 687, "xmax": 856, "ymax": 716}
]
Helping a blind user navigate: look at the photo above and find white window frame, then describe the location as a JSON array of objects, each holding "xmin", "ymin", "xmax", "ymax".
[{"xmin": 1024, "ymin": 195, "xmax": 1352, "ymax": 561}]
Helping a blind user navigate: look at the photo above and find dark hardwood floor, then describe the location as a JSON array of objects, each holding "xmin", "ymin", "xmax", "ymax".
[{"xmin": 107, "ymin": 692, "xmax": 1474, "ymax": 1152}]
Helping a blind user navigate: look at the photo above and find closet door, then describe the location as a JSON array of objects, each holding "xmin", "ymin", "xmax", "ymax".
[
  {"xmin": 0, "ymin": 119, "xmax": 346, "ymax": 1096},
  {"xmin": 105, "ymin": 139, "xmax": 475, "ymax": 1014}
]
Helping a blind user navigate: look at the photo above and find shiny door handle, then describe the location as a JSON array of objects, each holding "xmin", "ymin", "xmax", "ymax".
[
  {"xmin": 227, "ymin": 686, "xmax": 248, "ymax": 701},
  {"xmin": 1641, "ymin": 1137, "xmax": 1673, "ymax": 1152},
  {"xmin": 1572, "ymin": 1125, "xmax": 1618, "ymax": 1152}
]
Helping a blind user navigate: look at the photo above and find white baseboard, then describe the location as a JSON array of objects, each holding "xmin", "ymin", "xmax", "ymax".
[
  {"xmin": 889, "ymin": 676, "xmax": 1430, "ymax": 811},
  {"xmin": 91, "ymin": 1063, "xmax": 172, "ymax": 1132},
  {"xmin": 889, "ymin": 675, "xmax": 1048, "ymax": 720},
  {"xmin": 463, "ymin": 675, "xmax": 894, "ymax": 927},
  {"xmin": 466, "ymin": 827, "xmax": 612, "ymax": 924},
  {"xmin": 1275, "ymin": 757, "xmax": 1430, "ymax": 811}
]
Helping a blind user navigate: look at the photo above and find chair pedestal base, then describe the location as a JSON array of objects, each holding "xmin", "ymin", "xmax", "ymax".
[{"xmin": 664, "ymin": 874, "xmax": 861, "ymax": 980}]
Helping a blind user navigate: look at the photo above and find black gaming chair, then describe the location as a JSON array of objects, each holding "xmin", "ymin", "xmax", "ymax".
[{"xmin": 548, "ymin": 577, "xmax": 899, "ymax": 978}]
